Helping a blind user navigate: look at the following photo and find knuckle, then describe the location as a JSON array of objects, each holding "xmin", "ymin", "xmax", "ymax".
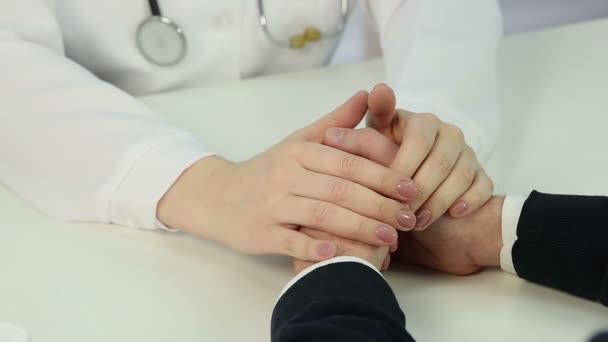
[
  {"xmin": 458, "ymin": 168, "xmax": 477, "ymax": 186},
  {"xmin": 479, "ymin": 172, "xmax": 495, "ymax": 194},
  {"xmin": 379, "ymin": 170, "xmax": 393, "ymax": 190},
  {"xmin": 432, "ymin": 197, "xmax": 450, "ymax": 212},
  {"xmin": 433, "ymin": 153, "xmax": 454, "ymax": 175},
  {"xmin": 310, "ymin": 202, "xmax": 331, "ymax": 225},
  {"xmin": 446, "ymin": 124, "xmax": 465, "ymax": 142},
  {"xmin": 420, "ymin": 112, "xmax": 439, "ymax": 124},
  {"xmin": 329, "ymin": 180, "xmax": 351, "ymax": 203},
  {"xmin": 284, "ymin": 141, "xmax": 305, "ymax": 158},
  {"xmin": 282, "ymin": 234, "xmax": 297, "ymax": 254},
  {"xmin": 409, "ymin": 134, "xmax": 433, "ymax": 152},
  {"xmin": 356, "ymin": 219, "xmax": 369, "ymax": 240},
  {"xmin": 413, "ymin": 185, "xmax": 427, "ymax": 201},
  {"xmin": 486, "ymin": 178, "xmax": 495, "ymax": 193},
  {"xmin": 375, "ymin": 199, "xmax": 388, "ymax": 218},
  {"xmin": 339, "ymin": 154, "xmax": 361, "ymax": 177},
  {"xmin": 467, "ymin": 189, "xmax": 485, "ymax": 204}
]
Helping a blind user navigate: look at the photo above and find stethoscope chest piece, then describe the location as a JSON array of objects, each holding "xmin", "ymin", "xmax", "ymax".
[{"xmin": 136, "ymin": 16, "xmax": 187, "ymax": 66}]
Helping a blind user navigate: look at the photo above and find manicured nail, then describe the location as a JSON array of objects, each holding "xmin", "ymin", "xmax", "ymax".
[
  {"xmin": 316, "ymin": 242, "xmax": 334, "ymax": 257},
  {"xmin": 450, "ymin": 201, "xmax": 469, "ymax": 217},
  {"xmin": 415, "ymin": 209, "xmax": 432, "ymax": 230},
  {"xmin": 397, "ymin": 180, "xmax": 416, "ymax": 199},
  {"xmin": 326, "ymin": 128, "xmax": 346, "ymax": 144},
  {"xmin": 376, "ymin": 225, "xmax": 398, "ymax": 243},
  {"xmin": 396, "ymin": 209, "xmax": 416, "ymax": 230}
]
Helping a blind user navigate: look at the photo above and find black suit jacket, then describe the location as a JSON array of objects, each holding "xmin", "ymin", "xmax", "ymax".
[{"xmin": 271, "ymin": 192, "xmax": 608, "ymax": 341}]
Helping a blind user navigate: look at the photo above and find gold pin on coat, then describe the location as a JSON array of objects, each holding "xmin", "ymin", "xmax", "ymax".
[
  {"xmin": 304, "ymin": 27, "xmax": 322, "ymax": 42},
  {"xmin": 289, "ymin": 34, "xmax": 307, "ymax": 49},
  {"xmin": 288, "ymin": 27, "xmax": 323, "ymax": 49}
]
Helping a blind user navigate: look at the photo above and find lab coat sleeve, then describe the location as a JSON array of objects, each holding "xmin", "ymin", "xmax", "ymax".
[
  {"xmin": 0, "ymin": 1, "xmax": 213, "ymax": 229},
  {"xmin": 369, "ymin": 0, "xmax": 503, "ymax": 159}
]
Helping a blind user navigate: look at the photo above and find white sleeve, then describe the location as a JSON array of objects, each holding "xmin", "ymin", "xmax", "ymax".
[
  {"xmin": 277, "ymin": 256, "xmax": 381, "ymax": 301},
  {"xmin": 500, "ymin": 195, "xmax": 527, "ymax": 274},
  {"xmin": 369, "ymin": 0, "xmax": 503, "ymax": 160},
  {"xmin": 0, "ymin": 1, "xmax": 213, "ymax": 229}
]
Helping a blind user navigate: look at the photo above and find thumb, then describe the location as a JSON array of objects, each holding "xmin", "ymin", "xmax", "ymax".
[
  {"xmin": 293, "ymin": 90, "xmax": 369, "ymax": 142},
  {"xmin": 366, "ymin": 83, "xmax": 397, "ymax": 134}
]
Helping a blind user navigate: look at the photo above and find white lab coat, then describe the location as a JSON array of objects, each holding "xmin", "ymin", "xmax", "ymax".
[{"xmin": 0, "ymin": 0, "xmax": 502, "ymax": 229}]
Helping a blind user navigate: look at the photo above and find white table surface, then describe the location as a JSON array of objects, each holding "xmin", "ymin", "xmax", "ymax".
[{"xmin": 2, "ymin": 19, "xmax": 608, "ymax": 342}]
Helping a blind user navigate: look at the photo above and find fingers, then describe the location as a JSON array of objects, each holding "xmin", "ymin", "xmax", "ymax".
[
  {"xmin": 407, "ymin": 124, "xmax": 465, "ymax": 212},
  {"xmin": 324, "ymin": 127, "xmax": 399, "ymax": 168},
  {"xmin": 292, "ymin": 258, "xmax": 314, "ymax": 274},
  {"xmin": 366, "ymin": 83, "xmax": 397, "ymax": 132},
  {"xmin": 448, "ymin": 168, "xmax": 494, "ymax": 218},
  {"xmin": 298, "ymin": 142, "xmax": 417, "ymax": 202},
  {"xmin": 389, "ymin": 238, "xmax": 398, "ymax": 253},
  {"xmin": 413, "ymin": 148, "xmax": 478, "ymax": 230},
  {"xmin": 294, "ymin": 90, "xmax": 369, "ymax": 143},
  {"xmin": 279, "ymin": 197, "xmax": 399, "ymax": 246},
  {"xmin": 261, "ymin": 227, "xmax": 337, "ymax": 262},
  {"xmin": 292, "ymin": 169, "xmax": 416, "ymax": 231},
  {"xmin": 381, "ymin": 253, "xmax": 391, "ymax": 271},
  {"xmin": 389, "ymin": 113, "xmax": 440, "ymax": 179},
  {"xmin": 299, "ymin": 227, "xmax": 389, "ymax": 271}
]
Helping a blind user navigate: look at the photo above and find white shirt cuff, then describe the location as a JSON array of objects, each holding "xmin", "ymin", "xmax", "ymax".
[
  {"xmin": 109, "ymin": 133, "xmax": 214, "ymax": 229},
  {"xmin": 277, "ymin": 256, "xmax": 382, "ymax": 302},
  {"xmin": 500, "ymin": 195, "xmax": 527, "ymax": 274}
]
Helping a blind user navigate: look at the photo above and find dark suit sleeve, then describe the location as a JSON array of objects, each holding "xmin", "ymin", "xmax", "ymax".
[
  {"xmin": 590, "ymin": 332, "xmax": 608, "ymax": 342},
  {"xmin": 512, "ymin": 191, "xmax": 608, "ymax": 306},
  {"xmin": 271, "ymin": 262, "xmax": 415, "ymax": 342}
]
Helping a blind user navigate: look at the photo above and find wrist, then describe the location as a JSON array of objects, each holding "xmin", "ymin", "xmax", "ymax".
[
  {"xmin": 157, "ymin": 155, "xmax": 233, "ymax": 237},
  {"xmin": 469, "ymin": 196, "xmax": 504, "ymax": 267}
]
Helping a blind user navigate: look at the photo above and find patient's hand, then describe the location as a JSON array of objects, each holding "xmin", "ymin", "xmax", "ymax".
[
  {"xmin": 293, "ymin": 227, "xmax": 389, "ymax": 274},
  {"xmin": 394, "ymin": 196, "xmax": 504, "ymax": 275},
  {"xmin": 324, "ymin": 84, "xmax": 494, "ymax": 230}
]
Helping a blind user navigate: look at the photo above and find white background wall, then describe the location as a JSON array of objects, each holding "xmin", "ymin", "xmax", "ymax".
[{"xmin": 501, "ymin": 0, "xmax": 608, "ymax": 33}]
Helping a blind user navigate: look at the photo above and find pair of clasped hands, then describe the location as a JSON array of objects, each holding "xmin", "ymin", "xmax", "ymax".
[{"xmin": 158, "ymin": 84, "xmax": 494, "ymax": 274}]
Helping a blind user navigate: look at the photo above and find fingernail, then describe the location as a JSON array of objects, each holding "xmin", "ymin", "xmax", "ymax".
[
  {"xmin": 326, "ymin": 128, "xmax": 346, "ymax": 144},
  {"xmin": 376, "ymin": 225, "xmax": 398, "ymax": 243},
  {"xmin": 396, "ymin": 209, "xmax": 416, "ymax": 230},
  {"xmin": 415, "ymin": 209, "xmax": 432, "ymax": 230},
  {"xmin": 397, "ymin": 180, "xmax": 417, "ymax": 199},
  {"xmin": 450, "ymin": 201, "xmax": 469, "ymax": 217},
  {"xmin": 316, "ymin": 242, "xmax": 335, "ymax": 257}
]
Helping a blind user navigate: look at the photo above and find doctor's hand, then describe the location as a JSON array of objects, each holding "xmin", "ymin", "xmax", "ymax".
[
  {"xmin": 292, "ymin": 227, "xmax": 389, "ymax": 274},
  {"xmin": 157, "ymin": 90, "xmax": 418, "ymax": 262},
  {"xmin": 324, "ymin": 84, "xmax": 494, "ymax": 230},
  {"xmin": 394, "ymin": 196, "xmax": 504, "ymax": 275}
]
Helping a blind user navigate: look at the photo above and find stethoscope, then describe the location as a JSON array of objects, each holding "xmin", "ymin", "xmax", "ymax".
[{"xmin": 136, "ymin": 0, "xmax": 349, "ymax": 67}]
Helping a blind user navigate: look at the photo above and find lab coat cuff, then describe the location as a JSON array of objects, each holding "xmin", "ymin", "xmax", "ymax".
[
  {"xmin": 109, "ymin": 133, "xmax": 214, "ymax": 230},
  {"xmin": 500, "ymin": 194, "xmax": 527, "ymax": 275},
  {"xmin": 276, "ymin": 256, "xmax": 382, "ymax": 303},
  {"xmin": 394, "ymin": 91, "xmax": 488, "ymax": 159}
]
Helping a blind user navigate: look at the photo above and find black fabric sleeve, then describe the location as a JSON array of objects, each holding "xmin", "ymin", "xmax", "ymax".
[
  {"xmin": 512, "ymin": 191, "xmax": 608, "ymax": 306},
  {"xmin": 590, "ymin": 332, "xmax": 608, "ymax": 342},
  {"xmin": 271, "ymin": 262, "xmax": 415, "ymax": 342}
]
